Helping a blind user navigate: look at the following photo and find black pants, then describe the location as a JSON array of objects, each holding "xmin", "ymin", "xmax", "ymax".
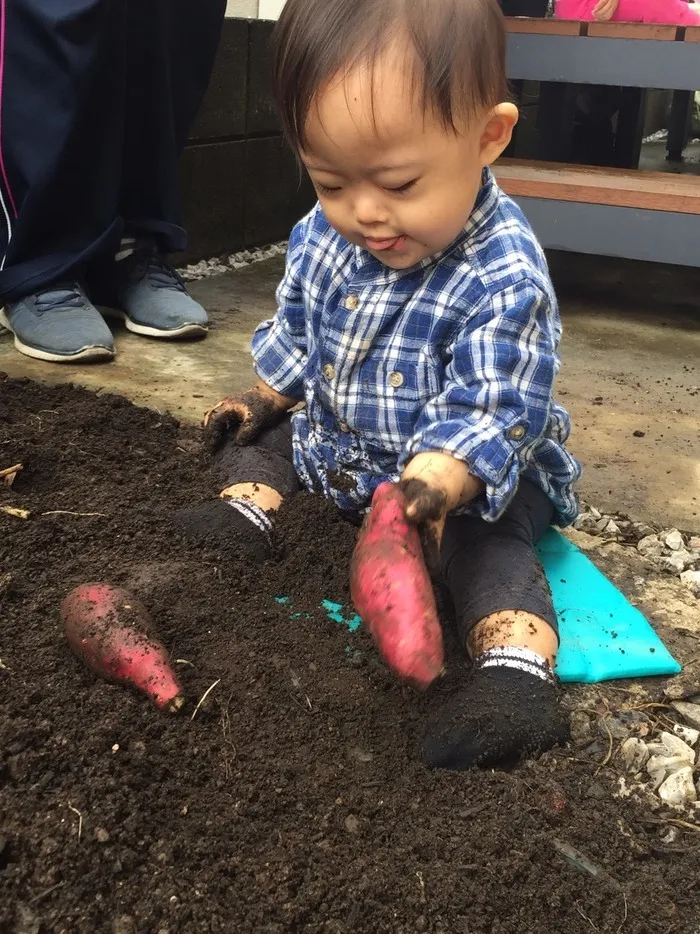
[
  {"xmin": 215, "ymin": 420, "xmax": 559, "ymax": 641},
  {"xmin": 0, "ymin": 0, "xmax": 225, "ymax": 302}
]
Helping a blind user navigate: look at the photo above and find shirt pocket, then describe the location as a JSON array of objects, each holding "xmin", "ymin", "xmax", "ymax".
[{"xmin": 348, "ymin": 352, "xmax": 442, "ymax": 454}]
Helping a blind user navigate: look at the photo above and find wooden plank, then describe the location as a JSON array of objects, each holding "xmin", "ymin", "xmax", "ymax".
[
  {"xmin": 586, "ymin": 22, "xmax": 680, "ymax": 40},
  {"xmin": 504, "ymin": 17, "xmax": 583, "ymax": 36},
  {"xmin": 494, "ymin": 159, "xmax": 700, "ymax": 215},
  {"xmin": 685, "ymin": 26, "xmax": 700, "ymax": 42}
]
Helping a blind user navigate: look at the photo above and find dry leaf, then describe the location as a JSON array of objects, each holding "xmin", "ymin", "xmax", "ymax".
[{"xmin": 0, "ymin": 505, "xmax": 30, "ymax": 519}]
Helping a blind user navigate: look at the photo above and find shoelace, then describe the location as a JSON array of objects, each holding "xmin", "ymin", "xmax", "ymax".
[
  {"xmin": 132, "ymin": 248, "xmax": 186, "ymax": 293},
  {"xmin": 34, "ymin": 283, "xmax": 87, "ymax": 316}
]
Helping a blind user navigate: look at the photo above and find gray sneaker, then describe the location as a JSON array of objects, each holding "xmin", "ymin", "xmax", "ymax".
[
  {"xmin": 0, "ymin": 282, "xmax": 115, "ymax": 363},
  {"xmin": 92, "ymin": 241, "xmax": 208, "ymax": 339}
]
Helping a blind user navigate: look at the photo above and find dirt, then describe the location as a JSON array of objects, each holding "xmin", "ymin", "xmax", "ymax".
[{"xmin": 2, "ymin": 376, "xmax": 700, "ymax": 934}]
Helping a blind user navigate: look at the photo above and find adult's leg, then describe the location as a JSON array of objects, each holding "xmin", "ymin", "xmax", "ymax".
[
  {"xmin": 119, "ymin": 0, "xmax": 226, "ymax": 250},
  {"xmin": 86, "ymin": 0, "xmax": 225, "ymax": 338},
  {"xmin": 0, "ymin": 0, "xmax": 126, "ymax": 302},
  {"xmin": 423, "ymin": 480, "xmax": 570, "ymax": 770}
]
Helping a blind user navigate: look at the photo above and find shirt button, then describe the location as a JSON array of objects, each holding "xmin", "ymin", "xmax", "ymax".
[
  {"xmin": 339, "ymin": 420, "xmax": 350, "ymax": 432},
  {"xmin": 345, "ymin": 294, "xmax": 359, "ymax": 311},
  {"xmin": 322, "ymin": 363, "xmax": 336, "ymax": 381},
  {"xmin": 507, "ymin": 425, "xmax": 526, "ymax": 441},
  {"xmin": 388, "ymin": 371, "xmax": 404, "ymax": 388}
]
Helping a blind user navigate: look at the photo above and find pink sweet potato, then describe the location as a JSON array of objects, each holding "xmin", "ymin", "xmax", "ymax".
[
  {"xmin": 349, "ymin": 482, "xmax": 444, "ymax": 690},
  {"xmin": 61, "ymin": 583, "xmax": 184, "ymax": 712}
]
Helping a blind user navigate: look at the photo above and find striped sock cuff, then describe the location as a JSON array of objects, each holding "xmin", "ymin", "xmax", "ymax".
[
  {"xmin": 224, "ymin": 497, "xmax": 274, "ymax": 544},
  {"xmin": 474, "ymin": 646, "xmax": 556, "ymax": 685}
]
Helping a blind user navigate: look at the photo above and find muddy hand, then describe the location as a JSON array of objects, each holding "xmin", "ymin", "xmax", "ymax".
[
  {"xmin": 398, "ymin": 477, "xmax": 446, "ymax": 577},
  {"xmin": 202, "ymin": 395, "xmax": 256, "ymax": 452}
]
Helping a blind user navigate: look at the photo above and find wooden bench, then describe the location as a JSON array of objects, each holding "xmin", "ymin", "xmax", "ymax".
[
  {"xmin": 494, "ymin": 159, "xmax": 700, "ymax": 266},
  {"xmin": 501, "ymin": 19, "xmax": 700, "ymax": 266}
]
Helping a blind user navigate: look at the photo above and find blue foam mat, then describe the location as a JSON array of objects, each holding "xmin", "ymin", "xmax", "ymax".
[
  {"xmin": 536, "ymin": 528, "xmax": 680, "ymax": 683},
  {"xmin": 278, "ymin": 529, "xmax": 681, "ymax": 685}
]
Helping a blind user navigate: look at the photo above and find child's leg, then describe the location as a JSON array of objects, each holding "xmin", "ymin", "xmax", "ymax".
[
  {"xmin": 423, "ymin": 480, "xmax": 569, "ymax": 770},
  {"xmin": 175, "ymin": 417, "xmax": 299, "ymax": 558}
]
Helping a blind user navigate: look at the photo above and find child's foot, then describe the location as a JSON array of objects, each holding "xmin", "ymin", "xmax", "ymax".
[
  {"xmin": 423, "ymin": 651, "xmax": 569, "ymax": 769},
  {"xmin": 174, "ymin": 498, "xmax": 273, "ymax": 560}
]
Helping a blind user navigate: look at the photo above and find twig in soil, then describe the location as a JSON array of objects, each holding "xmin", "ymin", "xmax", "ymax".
[
  {"xmin": 220, "ymin": 693, "xmax": 237, "ymax": 780},
  {"xmin": 597, "ymin": 717, "xmax": 615, "ymax": 771},
  {"xmin": 67, "ymin": 803, "xmax": 83, "ymax": 842},
  {"xmin": 41, "ymin": 510, "xmax": 107, "ymax": 518},
  {"xmin": 175, "ymin": 659, "xmax": 195, "ymax": 668},
  {"xmin": 0, "ymin": 505, "xmax": 30, "ymax": 519},
  {"xmin": 0, "ymin": 462, "xmax": 22, "ymax": 486},
  {"xmin": 575, "ymin": 904, "xmax": 601, "ymax": 932},
  {"xmin": 616, "ymin": 893, "xmax": 628, "ymax": 934},
  {"xmin": 553, "ymin": 839, "xmax": 623, "ymax": 892},
  {"xmin": 28, "ymin": 881, "xmax": 66, "ymax": 905},
  {"xmin": 191, "ymin": 678, "xmax": 221, "ymax": 720},
  {"xmin": 416, "ymin": 871, "xmax": 426, "ymax": 904},
  {"xmin": 0, "ymin": 572, "xmax": 12, "ymax": 597}
]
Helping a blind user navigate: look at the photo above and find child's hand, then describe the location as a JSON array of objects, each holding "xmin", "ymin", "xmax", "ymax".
[
  {"xmin": 203, "ymin": 381, "xmax": 296, "ymax": 452},
  {"xmin": 399, "ymin": 452, "xmax": 484, "ymax": 572},
  {"xmin": 592, "ymin": 0, "xmax": 618, "ymax": 20}
]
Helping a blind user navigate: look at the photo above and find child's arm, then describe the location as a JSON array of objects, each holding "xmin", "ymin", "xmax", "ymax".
[
  {"xmin": 399, "ymin": 277, "xmax": 569, "ymax": 531},
  {"xmin": 203, "ymin": 215, "xmax": 312, "ymax": 450}
]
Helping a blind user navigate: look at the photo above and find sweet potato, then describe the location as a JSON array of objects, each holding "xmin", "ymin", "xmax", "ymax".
[
  {"xmin": 349, "ymin": 482, "xmax": 444, "ymax": 690},
  {"xmin": 61, "ymin": 583, "xmax": 184, "ymax": 712}
]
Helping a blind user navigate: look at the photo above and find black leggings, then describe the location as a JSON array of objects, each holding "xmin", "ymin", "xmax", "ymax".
[{"xmin": 215, "ymin": 420, "xmax": 558, "ymax": 641}]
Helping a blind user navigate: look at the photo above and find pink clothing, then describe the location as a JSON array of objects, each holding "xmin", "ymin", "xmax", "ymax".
[{"xmin": 555, "ymin": 0, "xmax": 700, "ymax": 24}]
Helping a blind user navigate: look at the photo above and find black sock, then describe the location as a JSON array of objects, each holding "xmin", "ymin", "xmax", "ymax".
[
  {"xmin": 174, "ymin": 498, "xmax": 273, "ymax": 561},
  {"xmin": 423, "ymin": 660, "xmax": 569, "ymax": 770}
]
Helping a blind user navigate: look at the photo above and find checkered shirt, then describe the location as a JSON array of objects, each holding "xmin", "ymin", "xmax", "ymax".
[{"xmin": 251, "ymin": 169, "xmax": 581, "ymax": 524}]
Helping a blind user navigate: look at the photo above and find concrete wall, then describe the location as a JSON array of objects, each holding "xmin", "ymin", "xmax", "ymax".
[
  {"xmin": 225, "ymin": 0, "xmax": 286, "ymax": 19},
  {"xmin": 179, "ymin": 17, "xmax": 314, "ymax": 262}
]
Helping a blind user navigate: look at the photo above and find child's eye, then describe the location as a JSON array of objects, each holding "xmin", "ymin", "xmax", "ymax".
[
  {"xmin": 387, "ymin": 179, "xmax": 418, "ymax": 194},
  {"xmin": 316, "ymin": 183, "xmax": 341, "ymax": 195}
]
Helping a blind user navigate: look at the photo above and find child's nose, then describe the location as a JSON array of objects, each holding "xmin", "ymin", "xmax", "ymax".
[{"xmin": 354, "ymin": 194, "xmax": 387, "ymax": 228}]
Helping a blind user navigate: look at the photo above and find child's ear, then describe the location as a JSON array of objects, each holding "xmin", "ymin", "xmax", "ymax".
[{"xmin": 479, "ymin": 103, "xmax": 519, "ymax": 167}]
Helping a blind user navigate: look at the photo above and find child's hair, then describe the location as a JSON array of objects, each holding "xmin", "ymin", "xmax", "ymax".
[{"xmin": 272, "ymin": 0, "xmax": 509, "ymax": 151}]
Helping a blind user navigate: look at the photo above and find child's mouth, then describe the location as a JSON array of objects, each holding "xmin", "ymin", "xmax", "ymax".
[{"xmin": 365, "ymin": 235, "xmax": 406, "ymax": 252}]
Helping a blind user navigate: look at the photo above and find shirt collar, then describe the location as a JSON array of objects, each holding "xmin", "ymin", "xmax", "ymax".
[{"xmin": 351, "ymin": 167, "xmax": 501, "ymax": 278}]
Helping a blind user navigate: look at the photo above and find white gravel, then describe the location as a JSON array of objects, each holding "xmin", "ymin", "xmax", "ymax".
[{"xmin": 178, "ymin": 242, "xmax": 288, "ymax": 282}]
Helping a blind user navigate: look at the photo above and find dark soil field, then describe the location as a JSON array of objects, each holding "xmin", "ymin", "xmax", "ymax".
[{"xmin": 1, "ymin": 375, "xmax": 699, "ymax": 934}]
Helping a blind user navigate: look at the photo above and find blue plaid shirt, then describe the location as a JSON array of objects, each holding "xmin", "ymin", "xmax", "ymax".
[{"xmin": 252, "ymin": 169, "xmax": 581, "ymax": 524}]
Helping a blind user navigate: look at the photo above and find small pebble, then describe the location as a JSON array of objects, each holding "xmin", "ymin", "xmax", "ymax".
[
  {"xmin": 96, "ymin": 828, "xmax": 110, "ymax": 843},
  {"xmin": 664, "ymin": 529, "xmax": 684, "ymax": 551},
  {"xmin": 633, "ymin": 430, "xmax": 646, "ymax": 437},
  {"xmin": 111, "ymin": 744, "xmax": 120, "ymax": 753},
  {"xmin": 585, "ymin": 782, "xmax": 607, "ymax": 800},
  {"xmin": 344, "ymin": 814, "xmax": 360, "ymax": 834}
]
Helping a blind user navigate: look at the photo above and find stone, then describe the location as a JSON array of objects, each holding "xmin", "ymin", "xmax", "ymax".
[
  {"xmin": 647, "ymin": 754, "xmax": 692, "ymax": 789},
  {"xmin": 589, "ymin": 506, "xmax": 602, "ymax": 520},
  {"xmin": 595, "ymin": 517, "xmax": 611, "ymax": 533},
  {"xmin": 344, "ymin": 814, "xmax": 360, "ymax": 834},
  {"xmin": 689, "ymin": 536, "xmax": 700, "ymax": 551},
  {"xmin": 648, "ymin": 731, "xmax": 695, "ymax": 765},
  {"xmin": 673, "ymin": 723, "xmax": 700, "ymax": 746},
  {"xmin": 585, "ymin": 782, "xmax": 607, "ymax": 800},
  {"xmin": 672, "ymin": 701, "xmax": 700, "ymax": 731},
  {"xmin": 638, "ymin": 534, "xmax": 664, "ymax": 558},
  {"xmin": 658, "ymin": 553, "xmax": 693, "ymax": 574},
  {"xmin": 621, "ymin": 737, "xmax": 650, "ymax": 771},
  {"xmin": 96, "ymin": 828, "xmax": 110, "ymax": 843},
  {"xmin": 599, "ymin": 716, "xmax": 629, "ymax": 741},
  {"xmin": 680, "ymin": 570, "xmax": 700, "ymax": 596},
  {"xmin": 574, "ymin": 514, "xmax": 601, "ymax": 535},
  {"xmin": 665, "ymin": 529, "xmax": 685, "ymax": 551},
  {"xmin": 605, "ymin": 519, "xmax": 621, "ymax": 537},
  {"xmin": 661, "ymin": 826, "xmax": 680, "ymax": 844},
  {"xmin": 658, "ymin": 766, "xmax": 697, "ymax": 806},
  {"xmin": 569, "ymin": 710, "xmax": 593, "ymax": 747}
]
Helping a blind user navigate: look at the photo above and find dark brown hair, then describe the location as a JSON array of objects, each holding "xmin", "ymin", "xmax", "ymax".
[{"xmin": 272, "ymin": 0, "xmax": 509, "ymax": 151}]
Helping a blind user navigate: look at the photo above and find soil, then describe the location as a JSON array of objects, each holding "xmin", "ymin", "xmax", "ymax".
[{"xmin": 2, "ymin": 376, "xmax": 700, "ymax": 934}]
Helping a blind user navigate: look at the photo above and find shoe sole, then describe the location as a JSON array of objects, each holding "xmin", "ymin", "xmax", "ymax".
[
  {"xmin": 0, "ymin": 309, "xmax": 115, "ymax": 364},
  {"xmin": 100, "ymin": 306, "xmax": 208, "ymax": 340}
]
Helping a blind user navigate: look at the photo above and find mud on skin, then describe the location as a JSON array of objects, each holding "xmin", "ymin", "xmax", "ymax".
[
  {"xmin": 203, "ymin": 387, "xmax": 287, "ymax": 452},
  {"xmin": 2, "ymin": 377, "xmax": 700, "ymax": 933}
]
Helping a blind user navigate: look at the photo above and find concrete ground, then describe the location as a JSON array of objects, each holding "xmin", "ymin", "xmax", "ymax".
[{"xmin": 1, "ymin": 252, "xmax": 699, "ymax": 533}]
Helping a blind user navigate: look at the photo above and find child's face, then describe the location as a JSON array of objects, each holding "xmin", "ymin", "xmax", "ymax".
[{"xmin": 301, "ymin": 50, "xmax": 517, "ymax": 269}]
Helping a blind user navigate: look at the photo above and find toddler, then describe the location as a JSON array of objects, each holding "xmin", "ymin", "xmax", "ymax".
[
  {"xmin": 555, "ymin": 0, "xmax": 700, "ymax": 24},
  {"xmin": 183, "ymin": 0, "xmax": 582, "ymax": 770}
]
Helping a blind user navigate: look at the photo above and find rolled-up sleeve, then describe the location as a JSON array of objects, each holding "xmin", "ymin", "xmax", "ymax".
[
  {"xmin": 402, "ymin": 279, "xmax": 559, "ymax": 520},
  {"xmin": 251, "ymin": 220, "xmax": 308, "ymax": 399}
]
